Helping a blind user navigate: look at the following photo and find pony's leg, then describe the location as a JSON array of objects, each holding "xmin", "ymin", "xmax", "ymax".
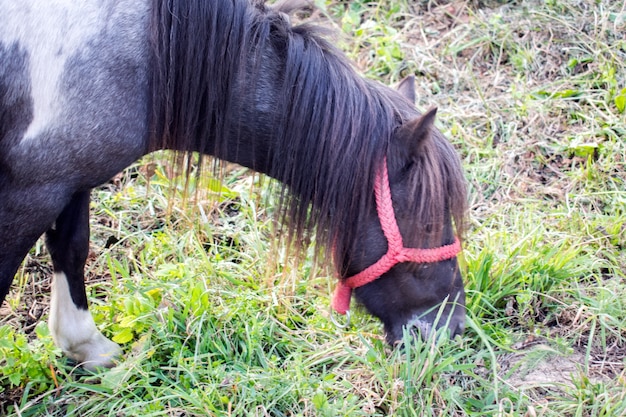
[
  {"xmin": 45, "ymin": 190, "xmax": 121, "ymax": 369},
  {"xmin": 0, "ymin": 241, "xmax": 38, "ymax": 305},
  {"xmin": 0, "ymin": 192, "xmax": 62, "ymax": 306}
]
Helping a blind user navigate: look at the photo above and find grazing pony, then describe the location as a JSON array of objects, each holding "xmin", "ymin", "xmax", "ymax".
[{"xmin": 0, "ymin": 0, "xmax": 467, "ymax": 369}]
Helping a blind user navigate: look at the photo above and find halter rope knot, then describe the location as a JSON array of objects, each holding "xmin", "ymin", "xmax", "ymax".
[{"xmin": 331, "ymin": 158, "xmax": 461, "ymax": 315}]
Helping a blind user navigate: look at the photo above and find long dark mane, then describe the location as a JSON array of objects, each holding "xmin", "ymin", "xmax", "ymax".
[{"xmin": 149, "ymin": 0, "xmax": 466, "ymax": 270}]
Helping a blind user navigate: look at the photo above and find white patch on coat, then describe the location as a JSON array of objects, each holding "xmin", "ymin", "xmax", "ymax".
[
  {"xmin": 49, "ymin": 272, "xmax": 121, "ymax": 369},
  {"xmin": 0, "ymin": 1, "xmax": 108, "ymax": 141}
]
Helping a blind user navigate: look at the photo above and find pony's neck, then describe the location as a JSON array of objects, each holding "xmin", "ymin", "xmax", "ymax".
[{"xmin": 150, "ymin": 0, "xmax": 409, "ymax": 261}]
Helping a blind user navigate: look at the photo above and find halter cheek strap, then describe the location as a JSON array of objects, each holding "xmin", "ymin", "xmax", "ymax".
[{"xmin": 331, "ymin": 158, "xmax": 462, "ymax": 315}]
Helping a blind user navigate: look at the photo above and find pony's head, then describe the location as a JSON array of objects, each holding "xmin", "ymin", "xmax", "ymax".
[{"xmin": 332, "ymin": 78, "xmax": 467, "ymax": 342}]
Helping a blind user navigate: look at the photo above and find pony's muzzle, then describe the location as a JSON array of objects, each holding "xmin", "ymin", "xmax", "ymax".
[{"xmin": 387, "ymin": 294, "xmax": 466, "ymax": 344}]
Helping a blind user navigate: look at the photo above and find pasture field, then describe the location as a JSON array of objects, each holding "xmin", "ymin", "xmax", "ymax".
[{"xmin": 1, "ymin": 0, "xmax": 625, "ymax": 415}]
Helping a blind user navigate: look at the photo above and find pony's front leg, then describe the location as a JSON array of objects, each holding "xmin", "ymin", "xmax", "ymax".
[{"xmin": 46, "ymin": 190, "xmax": 121, "ymax": 370}]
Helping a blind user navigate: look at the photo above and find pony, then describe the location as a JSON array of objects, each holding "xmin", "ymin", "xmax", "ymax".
[{"xmin": 0, "ymin": 0, "xmax": 467, "ymax": 369}]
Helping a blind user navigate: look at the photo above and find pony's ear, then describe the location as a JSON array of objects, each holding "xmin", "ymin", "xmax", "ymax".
[
  {"xmin": 393, "ymin": 107, "xmax": 437, "ymax": 164},
  {"xmin": 396, "ymin": 75, "xmax": 416, "ymax": 104},
  {"xmin": 407, "ymin": 107, "xmax": 437, "ymax": 147}
]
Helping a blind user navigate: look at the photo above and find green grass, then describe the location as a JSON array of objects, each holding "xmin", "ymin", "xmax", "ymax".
[{"xmin": 2, "ymin": 0, "xmax": 626, "ymax": 415}]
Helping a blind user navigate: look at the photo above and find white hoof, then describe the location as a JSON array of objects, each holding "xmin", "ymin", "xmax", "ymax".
[
  {"xmin": 63, "ymin": 332, "xmax": 122, "ymax": 370},
  {"xmin": 49, "ymin": 272, "xmax": 123, "ymax": 369}
]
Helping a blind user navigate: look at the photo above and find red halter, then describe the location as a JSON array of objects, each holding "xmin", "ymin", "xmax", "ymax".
[{"xmin": 331, "ymin": 158, "xmax": 462, "ymax": 315}]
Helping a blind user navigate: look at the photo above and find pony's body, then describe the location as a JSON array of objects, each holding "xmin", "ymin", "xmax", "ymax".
[
  {"xmin": 1, "ymin": 0, "xmax": 152, "ymax": 363},
  {"xmin": 1, "ymin": 0, "xmax": 467, "ymax": 368}
]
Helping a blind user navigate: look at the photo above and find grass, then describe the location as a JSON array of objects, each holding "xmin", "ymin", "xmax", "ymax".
[{"xmin": 1, "ymin": 0, "xmax": 626, "ymax": 415}]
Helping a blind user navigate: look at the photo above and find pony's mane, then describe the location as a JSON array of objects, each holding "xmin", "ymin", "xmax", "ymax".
[{"xmin": 150, "ymin": 0, "xmax": 466, "ymax": 270}]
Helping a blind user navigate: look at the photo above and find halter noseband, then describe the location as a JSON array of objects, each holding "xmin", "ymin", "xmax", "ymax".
[{"xmin": 331, "ymin": 158, "xmax": 462, "ymax": 315}]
